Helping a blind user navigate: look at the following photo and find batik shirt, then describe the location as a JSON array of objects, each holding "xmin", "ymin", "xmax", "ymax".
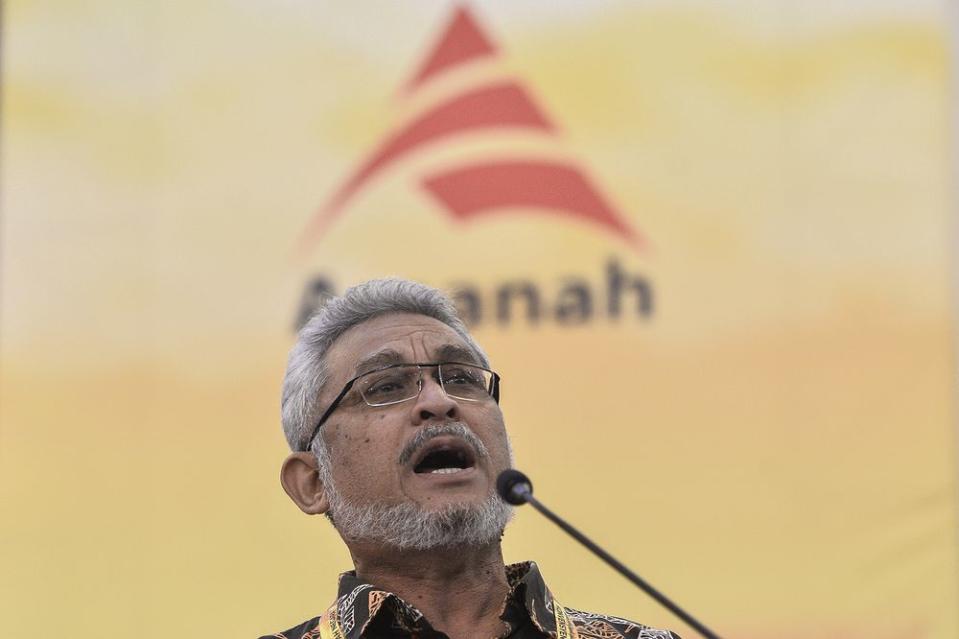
[{"xmin": 260, "ymin": 561, "xmax": 680, "ymax": 639}]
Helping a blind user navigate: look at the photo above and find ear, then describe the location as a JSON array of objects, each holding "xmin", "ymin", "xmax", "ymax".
[{"xmin": 280, "ymin": 452, "xmax": 331, "ymax": 515}]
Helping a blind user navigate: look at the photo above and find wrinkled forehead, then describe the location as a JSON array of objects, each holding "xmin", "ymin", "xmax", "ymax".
[{"xmin": 325, "ymin": 312, "xmax": 482, "ymax": 383}]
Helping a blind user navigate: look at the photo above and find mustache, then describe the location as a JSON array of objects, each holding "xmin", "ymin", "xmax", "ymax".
[{"xmin": 398, "ymin": 422, "xmax": 489, "ymax": 466}]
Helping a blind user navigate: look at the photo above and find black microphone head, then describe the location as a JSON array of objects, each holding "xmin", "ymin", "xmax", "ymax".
[{"xmin": 496, "ymin": 469, "xmax": 533, "ymax": 505}]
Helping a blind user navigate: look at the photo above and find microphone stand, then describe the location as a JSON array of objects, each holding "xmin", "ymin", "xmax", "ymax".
[{"xmin": 501, "ymin": 471, "xmax": 723, "ymax": 639}]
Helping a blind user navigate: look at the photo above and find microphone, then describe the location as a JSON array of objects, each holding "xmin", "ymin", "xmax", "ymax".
[
  {"xmin": 496, "ymin": 469, "xmax": 723, "ymax": 639},
  {"xmin": 496, "ymin": 468, "xmax": 533, "ymax": 505}
]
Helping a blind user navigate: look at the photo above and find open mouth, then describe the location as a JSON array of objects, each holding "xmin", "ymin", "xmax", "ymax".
[{"xmin": 412, "ymin": 439, "xmax": 477, "ymax": 475}]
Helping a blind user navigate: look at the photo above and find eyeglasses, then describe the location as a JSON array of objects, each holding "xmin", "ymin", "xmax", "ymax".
[{"xmin": 302, "ymin": 362, "xmax": 501, "ymax": 450}]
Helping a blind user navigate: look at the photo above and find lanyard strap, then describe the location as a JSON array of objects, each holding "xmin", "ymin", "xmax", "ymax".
[
  {"xmin": 552, "ymin": 599, "xmax": 580, "ymax": 639},
  {"xmin": 316, "ymin": 602, "xmax": 344, "ymax": 639}
]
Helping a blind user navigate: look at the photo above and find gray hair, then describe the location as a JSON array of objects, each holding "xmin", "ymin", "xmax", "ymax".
[{"xmin": 280, "ymin": 277, "xmax": 489, "ymax": 452}]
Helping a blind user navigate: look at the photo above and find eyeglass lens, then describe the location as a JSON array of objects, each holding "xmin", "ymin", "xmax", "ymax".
[{"xmin": 357, "ymin": 364, "xmax": 493, "ymax": 406}]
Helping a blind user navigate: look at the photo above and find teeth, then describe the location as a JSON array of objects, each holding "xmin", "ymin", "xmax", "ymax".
[{"xmin": 430, "ymin": 467, "xmax": 463, "ymax": 474}]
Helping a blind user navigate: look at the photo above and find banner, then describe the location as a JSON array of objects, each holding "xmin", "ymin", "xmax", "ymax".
[{"xmin": 1, "ymin": 2, "xmax": 956, "ymax": 637}]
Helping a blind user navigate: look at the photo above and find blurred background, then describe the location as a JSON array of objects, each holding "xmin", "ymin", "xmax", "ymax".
[{"xmin": 1, "ymin": 1, "xmax": 957, "ymax": 637}]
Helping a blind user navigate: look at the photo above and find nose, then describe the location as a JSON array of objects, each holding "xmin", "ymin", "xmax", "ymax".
[{"xmin": 410, "ymin": 372, "xmax": 460, "ymax": 425}]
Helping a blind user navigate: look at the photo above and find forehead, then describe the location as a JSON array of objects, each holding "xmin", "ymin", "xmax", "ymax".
[{"xmin": 325, "ymin": 312, "xmax": 476, "ymax": 379}]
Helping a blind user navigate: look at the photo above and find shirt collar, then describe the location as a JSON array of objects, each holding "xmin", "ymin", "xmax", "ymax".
[{"xmin": 328, "ymin": 561, "xmax": 560, "ymax": 638}]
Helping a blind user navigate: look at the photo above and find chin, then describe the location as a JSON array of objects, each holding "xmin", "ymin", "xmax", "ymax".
[{"xmin": 331, "ymin": 490, "xmax": 514, "ymax": 551}]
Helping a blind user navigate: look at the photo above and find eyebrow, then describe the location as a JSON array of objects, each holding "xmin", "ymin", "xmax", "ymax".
[
  {"xmin": 353, "ymin": 349, "xmax": 405, "ymax": 376},
  {"xmin": 353, "ymin": 344, "xmax": 482, "ymax": 376},
  {"xmin": 435, "ymin": 344, "xmax": 482, "ymax": 366}
]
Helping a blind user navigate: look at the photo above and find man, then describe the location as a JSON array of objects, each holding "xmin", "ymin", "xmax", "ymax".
[{"xmin": 265, "ymin": 278, "xmax": 679, "ymax": 639}]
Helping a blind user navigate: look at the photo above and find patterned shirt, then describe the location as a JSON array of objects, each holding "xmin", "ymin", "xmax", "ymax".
[{"xmin": 260, "ymin": 561, "xmax": 680, "ymax": 639}]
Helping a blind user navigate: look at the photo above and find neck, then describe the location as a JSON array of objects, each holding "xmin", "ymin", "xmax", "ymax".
[{"xmin": 348, "ymin": 540, "xmax": 510, "ymax": 639}]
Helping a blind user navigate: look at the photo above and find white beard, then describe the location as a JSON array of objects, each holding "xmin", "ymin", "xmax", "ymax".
[
  {"xmin": 315, "ymin": 422, "xmax": 514, "ymax": 550},
  {"xmin": 326, "ymin": 488, "xmax": 513, "ymax": 550}
]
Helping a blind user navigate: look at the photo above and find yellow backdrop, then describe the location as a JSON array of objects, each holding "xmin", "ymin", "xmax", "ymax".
[{"xmin": 1, "ymin": 2, "xmax": 957, "ymax": 638}]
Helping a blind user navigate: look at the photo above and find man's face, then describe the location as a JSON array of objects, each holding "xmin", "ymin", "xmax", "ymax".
[{"xmin": 317, "ymin": 312, "xmax": 512, "ymax": 518}]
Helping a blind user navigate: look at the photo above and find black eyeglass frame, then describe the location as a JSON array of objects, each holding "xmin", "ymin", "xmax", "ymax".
[{"xmin": 302, "ymin": 361, "xmax": 501, "ymax": 451}]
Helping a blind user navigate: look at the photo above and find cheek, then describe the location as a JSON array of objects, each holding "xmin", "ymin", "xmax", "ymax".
[
  {"xmin": 329, "ymin": 423, "xmax": 397, "ymax": 482},
  {"xmin": 475, "ymin": 408, "xmax": 511, "ymax": 457}
]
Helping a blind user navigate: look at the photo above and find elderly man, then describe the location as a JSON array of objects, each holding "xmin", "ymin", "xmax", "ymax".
[{"xmin": 264, "ymin": 278, "xmax": 679, "ymax": 639}]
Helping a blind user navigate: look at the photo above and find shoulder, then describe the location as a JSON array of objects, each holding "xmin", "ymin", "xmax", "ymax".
[
  {"xmin": 256, "ymin": 616, "xmax": 321, "ymax": 639},
  {"xmin": 565, "ymin": 607, "xmax": 681, "ymax": 639}
]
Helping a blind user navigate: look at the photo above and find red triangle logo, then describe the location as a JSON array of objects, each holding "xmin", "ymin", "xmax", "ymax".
[
  {"xmin": 300, "ymin": 5, "xmax": 644, "ymax": 254},
  {"xmin": 405, "ymin": 6, "xmax": 497, "ymax": 93}
]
